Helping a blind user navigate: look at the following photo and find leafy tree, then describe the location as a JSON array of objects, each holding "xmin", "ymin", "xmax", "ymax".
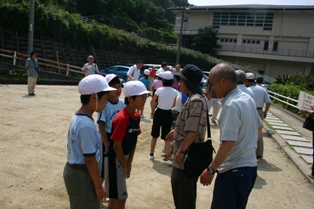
[{"xmin": 186, "ymin": 27, "xmax": 220, "ymax": 57}]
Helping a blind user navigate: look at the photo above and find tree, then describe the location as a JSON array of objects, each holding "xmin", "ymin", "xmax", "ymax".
[{"xmin": 188, "ymin": 27, "xmax": 220, "ymax": 57}]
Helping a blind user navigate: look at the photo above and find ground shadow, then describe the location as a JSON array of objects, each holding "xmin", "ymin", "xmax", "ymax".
[
  {"xmin": 257, "ymin": 158, "xmax": 282, "ymax": 172},
  {"xmin": 151, "ymin": 159, "xmax": 172, "ymax": 177},
  {"xmin": 140, "ymin": 118, "xmax": 152, "ymax": 124},
  {"xmin": 22, "ymin": 94, "xmax": 34, "ymax": 98},
  {"xmin": 254, "ymin": 174, "xmax": 267, "ymax": 189}
]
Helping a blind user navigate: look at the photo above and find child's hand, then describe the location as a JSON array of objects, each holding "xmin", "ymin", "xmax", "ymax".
[
  {"xmin": 123, "ymin": 164, "xmax": 128, "ymax": 178},
  {"xmin": 127, "ymin": 164, "xmax": 132, "ymax": 178}
]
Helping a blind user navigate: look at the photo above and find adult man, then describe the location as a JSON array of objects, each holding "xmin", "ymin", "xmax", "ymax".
[
  {"xmin": 81, "ymin": 55, "xmax": 99, "ymax": 77},
  {"xmin": 173, "ymin": 64, "xmax": 181, "ymax": 73},
  {"xmin": 256, "ymin": 76, "xmax": 267, "ymax": 90},
  {"xmin": 246, "ymin": 72, "xmax": 271, "ymax": 158},
  {"xmin": 235, "ymin": 70, "xmax": 254, "ymax": 98},
  {"xmin": 157, "ymin": 62, "xmax": 167, "ymax": 73},
  {"xmin": 200, "ymin": 63, "xmax": 263, "ymax": 209},
  {"xmin": 126, "ymin": 60, "xmax": 143, "ymax": 81},
  {"xmin": 25, "ymin": 51, "xmax": 39, "ymax": 96}
]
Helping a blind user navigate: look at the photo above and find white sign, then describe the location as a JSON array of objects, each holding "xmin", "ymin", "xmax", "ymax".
[{"xmin": 297, "ymin": 91, "xmax": 314, "ymax": 110}]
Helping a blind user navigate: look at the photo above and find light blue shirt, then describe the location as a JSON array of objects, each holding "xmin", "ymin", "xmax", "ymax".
[
  {"xmin": 25, "ymin": 58, "xmax": 38, "ymax": 77},
  {"xmin": 66, "ymin": 113, "xmax": 101, "ymax": 165},
  {"xmin": 139, "ymin": 77, "xmax": 151, "ymax": 89},
  {"xmin": 98, "ymin": 98, "xmax": 125, "ymax": 133},
  {"xmin": 219, "ymin": 88, "xmax": 263, "ymax": 173},
  {"xmin": 249, "ymin": 84, "xmax": 271, "ymax": 108},
  {"xmin": 237, "ymin": 84, "xmax": 254, "ymax": 98}
]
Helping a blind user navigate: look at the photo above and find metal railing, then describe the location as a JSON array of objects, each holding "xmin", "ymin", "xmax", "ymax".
[{"xmin": 268, "ymin": 90, "xmax": 299, "ymax": 110}]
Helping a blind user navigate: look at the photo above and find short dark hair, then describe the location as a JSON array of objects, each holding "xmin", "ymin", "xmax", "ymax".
[
  {"xmin": 256, "ymin": 76, "xmax": 264, "ymax": 84},
  {"xmin": 109, "ymin": 77, "xmax": 121, "ymax": 86},
  {"xmin": 136, "ymin": 60, "xmax": 143, "ymax": 64},
  {"xmin": 124, "ymin": 96, "xmax": 137, "ymax": 104},
  {"xmin": 162, "ymin": 79, "xmax": 173, "ymax": 87},
  {"xmin": 161, "ymin": 62, "xmax": 167, "ymax": 67},
  {"xmin": 30, "ymin": 51, "xmax": 36, "ymax": 57},
  {"xmin": 80, "ymin": 91, "xmax": 108, "ymax": 105},
  {"xmin": 143, "ymin": 74, "xmax": 149, "ymax": 79}
]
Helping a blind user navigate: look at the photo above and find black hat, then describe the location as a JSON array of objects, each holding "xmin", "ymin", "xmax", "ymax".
[
  {"xmin": 256, "ymin": 76, "xmax": 264, "ymax": 84},
  {"xmin": 173, "ymin": 64, "xmax": 203, "ymax": 94}
]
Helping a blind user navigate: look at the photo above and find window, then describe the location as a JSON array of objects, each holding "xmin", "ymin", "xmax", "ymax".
[
  {"xmin": 242, "ymin": 39, "xmax": 261, "ymax": 45},
  {"xmin": 273, "ymin": 42, "xmax": 278, "ymax": 51},
  {"xmin": 212, "ymin": 12, "xmax": 274, "ymax": 30},
  {"xmin": 264, "ymin": 41, "xmax": 269, "ymax": 50}
]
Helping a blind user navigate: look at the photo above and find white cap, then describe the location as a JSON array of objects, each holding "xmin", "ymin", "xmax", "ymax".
[
  {"xmin": 144, "ymin": 69, "xmax": 150, "ymax": 75},
  {"xmin": 246, "ymin": 72, "xmax": 255, "ymax": 80},
  {"xmin": 78, "ymin": 74, "xmax": 116, "ymax": 95},
  {"xmin": 105, "ymin": 74, "xmax": 119, "ymax": 84},
  {"xmin": 156, "ymin": 70, "xmax": 164, "ymax": 78},
  {"xmin": 162, "ymin": 71, "xmax": 173, "ymax": 80},
  {"xmin": 123, "ymin": 81, "xmax": 150, "ymax": 97},
  {"xmin": 87, "ymin": 55, "xmax": 94, "ymax": 60}
]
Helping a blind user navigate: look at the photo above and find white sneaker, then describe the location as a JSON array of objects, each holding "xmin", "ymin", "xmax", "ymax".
[
  {"xmin": 141, "ymin": 114, "xmax": 146, "ymax": 118},
  {"xmin": 161, "ymin": 148, "xmax": 166, "ymax": 153},
  {"xmin": 167, "ymin": 160, "xmax": 173, "ymax": 166},
  {"xmin": 149, "ymin": 155, "xmax": 154, "ymax": 160}
]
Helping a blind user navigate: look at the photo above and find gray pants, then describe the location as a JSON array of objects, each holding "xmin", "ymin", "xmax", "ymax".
[
  {"xmin": 257, "ymin": 109, "xmax": 264, "ymax": 157},
  {"xmin": 171, "ymin": 167, "xmax": 198, "ymax": 209}
]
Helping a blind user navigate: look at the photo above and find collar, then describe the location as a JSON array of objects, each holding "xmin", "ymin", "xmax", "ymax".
[
  {"xmin": 220, "ymin": 88, "xmax": 239, "ymax": 106},
  {"xmin": 75, "ymin": 112, "xmax": 94, "ymax": 121}
]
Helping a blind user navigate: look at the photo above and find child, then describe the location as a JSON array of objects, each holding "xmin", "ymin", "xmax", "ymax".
[
  {"xmin": 63, "ymin": 74, "xmax": 116, "ymax": 209},
  {"xmin": 167, "ymin": 64, "xmax": 208, "ymax": 209},
  {"xmin": 105, "ymin": 81, "xmax": 149, "ymax": 209},
  {"xmin": 149, "ymin": 71, "xmax": 177, "ymax": 160},
  {"xmin": 150, "ymin": 71, "xmax": 164, "ymax": 119},
  {"xmin": 98, "ymin": 74, "xmax": 125, "ymax": 184},
  {"xmin": 139, "ymin": 69, "xmax": 151, "ymax": 118}
]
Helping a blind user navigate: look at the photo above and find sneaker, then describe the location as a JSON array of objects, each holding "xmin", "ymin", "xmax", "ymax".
[
  {"xmin": 161, "ymin": 148, "xmax": 166, "ymax": 153},
  {"xmin": 167, "ymin": 160, "xmax": 173, "ymax": 166},
  {"xmin": 208, "ymin": 114, "xmax": 213, "ymax": 117},
  {"xmin": 149, "ymin": 155, "xmax": 154, "ymax": 160},
  {"xmin": 141, "ymin": 114, "xmax": 146, "ymax": 118},
  {"xmin": 211, "ymin": 120, "xmax": 217, "ymax": 124}
]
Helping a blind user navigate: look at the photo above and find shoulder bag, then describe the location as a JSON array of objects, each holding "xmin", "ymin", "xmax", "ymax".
[{"xmin": 303, "ymin": 115, "xmax": 314, "ymax": 131}]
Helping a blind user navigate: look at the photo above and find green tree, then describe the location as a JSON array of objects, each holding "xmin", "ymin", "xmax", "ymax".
[{"xmin": 187, "ymin": 27, "xmax": 220, "ymax": 57}]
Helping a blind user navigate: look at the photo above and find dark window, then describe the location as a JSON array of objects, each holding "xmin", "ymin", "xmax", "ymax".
[
  {"xmin": 273, "ymin": 42, "xmax": 278, "ymax": 51},
  {"xmin": 264, "ymin": 41, "xmax": 269, "ymax": 50}
]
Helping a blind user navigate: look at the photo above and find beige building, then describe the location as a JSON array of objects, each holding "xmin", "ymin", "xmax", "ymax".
[{"xmin": 170, "ymin": 5, "xmax": 314, "ymax": 79}]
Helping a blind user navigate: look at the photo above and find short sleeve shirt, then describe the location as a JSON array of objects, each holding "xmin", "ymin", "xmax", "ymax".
[
  {"xmin": 25, "ymin": 58, "xmax": 38, "ymax": 77},
  {"xmin": 139, "ymin": 77, "xmax": 151, "ymax": 89},
  {"xmin": 153, "ymin": 79, "xmax": 163, "ymax": 90},
  {"xmin": 249, "ymin": 84, "xmax": 271, "ymax": 108},
  {"xmin": 155, "ymin": 87, "xmax": 178, "ymax": 110},
  {"xmin": 82, "ymin": 63, "xmax": 99, "ymax": 76},
  {"xmin": 97, "ymin": 98, "xmax": 125, "ymax": 133},
  {"xmin": 219, "ymin": 88, "xmax": 263, "ymax": 173},
  {"xmin": 172, "ymin": 94, "xmax": 208, "ymax": 169},
  {"xmin": 109, "ymin": 108, "xmax": 141, "ymax": 155},
  {"xmin": 127, "ymin": 65, "xmax": 141, "ymax": 80},
  {"xmin": 66, "ymin": 113, "xmax": 101, "ymax": 165}
]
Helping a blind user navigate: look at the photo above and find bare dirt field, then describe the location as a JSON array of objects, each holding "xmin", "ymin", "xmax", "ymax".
[{"xmin": 0, "ymin": 84, "xmax": 313, "ymax": 209}]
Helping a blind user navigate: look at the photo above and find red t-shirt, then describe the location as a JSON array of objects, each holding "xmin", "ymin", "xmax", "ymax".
[{"xmin": 149, "ymin": 69, "xmax": 156, "ymax": 78}]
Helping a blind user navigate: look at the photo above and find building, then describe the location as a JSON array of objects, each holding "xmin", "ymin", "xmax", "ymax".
[{"xmin": 169, "ymin": 5, "xmax": 314, "ymax": 78}]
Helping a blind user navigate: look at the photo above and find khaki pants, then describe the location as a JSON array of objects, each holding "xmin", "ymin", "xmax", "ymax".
[
  {"xmin": 256, "ymin": 109, "xmax": 264, "ymax": 157},
  {"xmin": 28, "ymin": 76, "xmax": 37, "ymax": 94}
]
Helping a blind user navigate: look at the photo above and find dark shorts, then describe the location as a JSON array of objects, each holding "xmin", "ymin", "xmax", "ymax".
[
  {"xmin": 63, "ymin": 163, "xmax": 100, "ymax": 209},
  {"xmin": 211, "ymin": 166, "xmax": 257, "ymax": 209},
  {"xmin": 151, "ymin": 108, "xmax": 172, "ymax": 139}
]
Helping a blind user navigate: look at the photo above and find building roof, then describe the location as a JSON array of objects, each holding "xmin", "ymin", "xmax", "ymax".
[{"xmin": 169, "ymin": 4, "xmax": 314, "ymax": 11}]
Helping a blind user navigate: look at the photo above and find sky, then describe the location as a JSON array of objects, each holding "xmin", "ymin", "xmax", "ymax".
[{"xmin": 188, "ymin": 0, "xmax": 314, "ymax": 6}]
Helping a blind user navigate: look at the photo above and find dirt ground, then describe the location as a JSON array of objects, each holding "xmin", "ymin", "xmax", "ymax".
[{"xmin": 0, "ymin": 84, "xmax": 314, "ymax": 209}]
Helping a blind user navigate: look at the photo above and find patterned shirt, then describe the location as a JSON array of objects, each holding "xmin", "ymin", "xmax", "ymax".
[{"xmin": 172, "ymin": 94, "xmax": 208, "ymax": 169}]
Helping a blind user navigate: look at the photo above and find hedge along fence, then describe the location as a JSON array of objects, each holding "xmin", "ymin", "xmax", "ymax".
[
  {"xmin": 0, "ymin": 2, "xmax": 249, "ymax": 70},
  {"xmin": 268, "ymin": 83, "xmax": 314, "ymax": 114}
]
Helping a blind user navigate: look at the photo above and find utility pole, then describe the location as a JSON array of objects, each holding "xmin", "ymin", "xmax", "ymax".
[
  {"xmin": 176, "ymin": 8, "xmax": 185, "ymax": 65},
  {"xmin": 27, "ymin": 0, "xmax": 35, "ymax": 55}
]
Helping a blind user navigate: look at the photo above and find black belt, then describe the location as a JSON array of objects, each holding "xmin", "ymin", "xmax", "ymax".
[
  {"xmin": 66, "ymin": 162, "xmax": 87, "ymax": 171},
  {"xmin": 257, "ymin": 107, "xmax": 263, "ymax": 109}
]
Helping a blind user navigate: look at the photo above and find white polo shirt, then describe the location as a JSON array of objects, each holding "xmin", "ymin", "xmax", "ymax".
[
  {"xmin": 127, "ymin": 65, "xmax": 141, "ymax": 80},
  {"xmin": 155, "ymin": 87, "xmax": 177, "ymax": 110},
  {"xmin": 219, "ymin": 88, "xmax": 263, "ymax": 173},
  {"xmin": 237, "ymin": 84, "xmax": 254, "ymax": 98}
]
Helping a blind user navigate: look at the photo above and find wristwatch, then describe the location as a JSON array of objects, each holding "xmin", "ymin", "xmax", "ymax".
[
  {"xmin": 177, "ymin": 147, "xmax": 186, "ymax": 154},
  {"xmin": 207, "ymin": 167, "xmax": 218, "ymax": 174}
]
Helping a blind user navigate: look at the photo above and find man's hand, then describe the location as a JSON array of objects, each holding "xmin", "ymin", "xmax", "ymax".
[
  {"xmin": 175, "ymin": 152, "xmax": 184, "ymax": 165},
  {"xmin": 95, "ymin": 186, "xmax": 106, "ymax": 201},
  {"xmin": 200, "ymin": 168, "xmax": 214, "ymax": 186},
  {"xmin": 263, "ymin": 111, "xmax": 268, "ymax": 119}
]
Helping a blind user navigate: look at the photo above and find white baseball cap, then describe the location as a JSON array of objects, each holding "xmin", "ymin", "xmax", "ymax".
[
  {"xmin": 162, "ymin": 71, "xmax": 173, "ymax": 80},
  {"xmin": 123, "ymin": 81, "xmax": 150, "ymax": 97},
  {"xmin": 156, "ymin": 71, "xmax": 164, "ymax": 78},
  {"xmin": 144, "ymin": 69, "xmax": 150, "ymax": 75},
  {"xmin": 246, "ymin": 72, "xmax": 255, "ymax": 80},
  {"xmin": 105, "ymin": 74, "xmax": 119, "ymax": 84},
  {"xmin": 78, "ymin": 74, "xmax": 116, "ymax": 95}
]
